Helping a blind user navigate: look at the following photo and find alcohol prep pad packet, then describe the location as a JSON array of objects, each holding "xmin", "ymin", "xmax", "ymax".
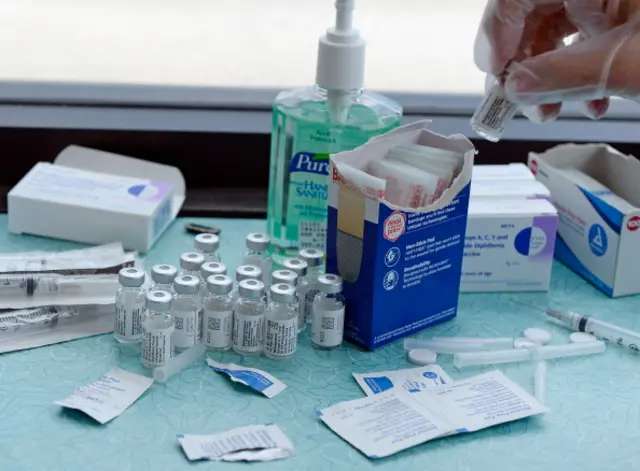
[
  {"xmin": 352, "ymin": 365, "xmax": 452, "ymax": 396},
  {"xmin": 206, "ymin": 359, "xmax": 287, "ymax": 398}
]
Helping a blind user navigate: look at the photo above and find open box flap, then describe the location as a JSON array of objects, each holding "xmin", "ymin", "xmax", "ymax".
[{"xmin": 54, "ymin": 145, "xmax": 186, "ymax": 217}]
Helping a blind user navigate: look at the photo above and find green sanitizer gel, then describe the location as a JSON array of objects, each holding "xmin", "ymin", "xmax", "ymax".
[{"xmin": 266, "ymin": 0, "xmax": 403, "ymax": 264}]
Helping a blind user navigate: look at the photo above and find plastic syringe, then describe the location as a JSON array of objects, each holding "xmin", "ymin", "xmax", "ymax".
[
  {"xmin": 0, "ymin": 275, "xmax": 117, "ymax": 297},
  {"xmin": 545, "ymin": 309, "xmax": 640, "ymax": 354},
  {"xmin": 153, "ymin": 344, "xmax": 205, "ymax": 383},
  {"xmin": 454, "ymin": 340, "xmax": 606, "ymax": 369}
]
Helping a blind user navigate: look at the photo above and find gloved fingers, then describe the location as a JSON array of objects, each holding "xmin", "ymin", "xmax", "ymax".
[
  {"xmin": 504, "ymin": 20, "xmax": 640, "ymax": 105},
  {"xmin": 521, "ymin": 103, "xmax": 562, "ymax": 123},
  {"xmin": 583, "ymin": 98, "xmax": 611, "ymax": 119},
  {"xmin": 565, "ymin": 0, "xmax": 610, "ymax": 37}
]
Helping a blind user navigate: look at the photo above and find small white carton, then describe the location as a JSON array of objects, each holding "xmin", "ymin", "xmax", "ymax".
[
  {"xmin": 528, "ymin": 144, "xmax": 640, "ymax": 297},
  {"xmin": 472, "ymin": 163, "xmax": 534, "ymax": 181},
  {"xmin": 8, "ymin": 146, "xmax": 185, "ymax": 252},
  {"xmin": 461, "ymin": 198, "xmax": 558, "ymax": 292},
  {"xmin": 470, "ymin": 179, "xmax": 550, "ymax": 199}
]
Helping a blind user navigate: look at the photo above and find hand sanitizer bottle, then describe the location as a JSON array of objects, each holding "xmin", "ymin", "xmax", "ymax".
[{"xmin": 267, "ymin": 0, "xmax": 402, "ymax": 264}]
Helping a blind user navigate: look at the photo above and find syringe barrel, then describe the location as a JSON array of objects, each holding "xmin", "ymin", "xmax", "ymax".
[
  {"xmin": 153, "ymin": 344, "xmax": 205, "ymax": 383},
  {"xmin": 587, "ymin": 318, "xmax": 640, "ymax": 350},
  {"xmin": 454, "ymin": 348, "xmax": 531, "ymax": 368}
]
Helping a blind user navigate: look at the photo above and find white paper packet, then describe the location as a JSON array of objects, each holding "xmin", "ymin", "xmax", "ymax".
[
  {"xmin": 352, "ymin": 365, "xmax": 452, "ymax": 397},
  {"xmin": 206, "ymin": 359, "xmax": 287, "ymax": 398},
  {"xmin": 368, "ymin": 159, "xmax": 439, "ymax": 208},
  {"xmin": 177, "ymin": 424, "xmax": 294, "ymax": 462},
  {"xmin": 55, "ymin": 367, "xmax": 153, "ymax": 424},
  {"xmin": 319, "ymin": 370, "xmax": 547, "ymax": 459},
  {"xmin": 387, "ymin": 147, "xmax": 458, "ymax": 195},
  {"xmin": 0, "ymin": 304, "xmax": 115, "ymax": 354}
]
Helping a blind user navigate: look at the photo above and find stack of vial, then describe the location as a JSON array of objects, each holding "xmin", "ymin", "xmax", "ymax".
[{"xmin": 114, "ymin": 232, "xmax": 347, "ymax": 370}]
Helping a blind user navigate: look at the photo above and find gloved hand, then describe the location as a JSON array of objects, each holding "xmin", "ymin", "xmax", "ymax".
[{"xmin": 475, "ymin": 0, "xmax": 640, "ymax": 122}]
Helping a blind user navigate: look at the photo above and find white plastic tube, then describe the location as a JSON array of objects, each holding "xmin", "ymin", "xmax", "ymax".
[
  {"xmin": 454, "ymin": 341, "xmax": 606, "ymax": 369},
  {"xmin": 404, "ymin": 338, "xmax": 512, "ymax": 354},
  {"xmin": 433, "ymin": 337, "xmax": 515, "ymax": 349},
  {"xmin": 153, "ymin": 343, "xmax": 205, "ymax": 383},
  {"xmin": 534, "ymin": 361, "xmax": 547, "ymax": 404}
]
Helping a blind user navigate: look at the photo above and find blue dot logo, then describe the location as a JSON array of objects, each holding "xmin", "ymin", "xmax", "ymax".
[
  {"xmin": 423, "ymin": 372, "xmax": 437, "ymax": 379},
  {"xmin": 588, "ymin": 224, "xmax": 608, "ymax": 257},
  {"xmin": 128, "ymin": 184, "xmax": 159, "ymax": 199}
]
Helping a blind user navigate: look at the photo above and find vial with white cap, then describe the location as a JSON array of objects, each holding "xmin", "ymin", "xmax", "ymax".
[
  {"xmin": 203, "ymin": 274, "xmax": 235, "ymax": 352},
  {"xmin": 200, "ymin": 261, "xmax": 227, "ymax": 298},
  {"xmin": 282, "ymin": 258, "xmax": 310, "ymax": 333},
  {"xmin": 172, "ymin": 274, "xmax": 202, "ymax": 351},
  {"xmin": 311, "ymin": 274, "xmax": 345, "ymax": 350},
  {"xmin": 114, "ymin": 267, "xmax": 146, "ymax": 344},
  {"xmin": 299, "ymin": 248, "xmax": 325, "ymax": 330},
  {"xmin": 150, "ymin": 264, "xmax": 178, "ymax": 294},
  {"xmin": 265, "ymin": 283, "xmax": 298, "ymax": 360},
  {"xmin": 179, "ymin": 252, "xmax": 206, "ymax": 279},
  {"xmin": 242, "ymin": 233, "xmax": 272, "ymax": 285},
  {"xmin": 232, "ymin": 279, "xmax": 267, "ymax": 356},
  {"xmin": 270, "ymin": 269, "xmax": 298, "ymax": 302},
  {"xmin": 194, "ymin": 233, "xmax": 221, "ymax": 263},
  {"xmin": 266, "ymin": 0, "xmax": 402, "ymax": 262},
  {"xmin": 141, "ymin": 290, "xmax": 174, "ymax": 369}
]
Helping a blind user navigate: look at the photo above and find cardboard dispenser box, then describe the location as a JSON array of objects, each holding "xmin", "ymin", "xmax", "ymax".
[
  {"xmin": 327, "ymin": 121, "xmax": 475, "ymax": 350},
  {"xmin": 9, "ymin": 146, "xmax": 185, "ymax": 252},
  {"xmin": 529, "ymin": 144, "xmax": 640, "ymax": 297}
]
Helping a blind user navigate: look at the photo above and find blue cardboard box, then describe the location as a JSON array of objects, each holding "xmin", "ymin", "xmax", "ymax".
[{"xmin": 326, "ymin": 121, "xmax": 475, "ymax": 350}]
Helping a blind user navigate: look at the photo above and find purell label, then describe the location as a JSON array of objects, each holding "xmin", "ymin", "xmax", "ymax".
[{"xmin": 289, "ymin": 152, "xmax": 330, "ymax": 176}]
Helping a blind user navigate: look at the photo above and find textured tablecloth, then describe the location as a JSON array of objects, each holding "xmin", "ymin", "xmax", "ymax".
[{"xmin": 1, "ymin": 216, "xmax": 639, "ymax": 471}]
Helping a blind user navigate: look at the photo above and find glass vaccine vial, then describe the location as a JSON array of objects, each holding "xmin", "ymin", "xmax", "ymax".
[
  {"xmin": 194, "ymin": 233, "xmax": 222, "ymax": 263},
  {"xmin": 270, "ymin": 269, "xmax": 299, "ymax": 302},
  {"xmin": 265, "ymin": 283, "xmax": 298, "ymax": 360},
  {"xmin": 232, "ymin": 279, "xmax": 266, "ymax": 356},
  {"xmin": 172, "ymin": 274, "xmax": 202, "ymax": 351},
  {"xmin": 312, "ymin": 274, "xmax": 345, "ymax": 350},
  {"xmin": 141, "ymin": 290, "xmax": 174, "ymax": 369},
  {"xmin": 114, "ymin": 267, "xmax": 146, "ymax": 344},
  {"xmin": 242, "ymin": 233, "xmax": 272, "ymax": 285},
  {"xmin": 150, "ymin": 264, "xmax": 178, "ymax": 294},
  {"xmin": 281, "ymin": 258, "xmax": 310, "ymax": 333},
  {"xmin": 299, "ymin": 248, "xmax": 325, "ymax": 329},
  {"xmin": 203, "ymin": 274, "xmax": 235, "ymax": 352},
  {"xmin": 200, "ymin": 261, "xmax": 227, "ymax": 298}
]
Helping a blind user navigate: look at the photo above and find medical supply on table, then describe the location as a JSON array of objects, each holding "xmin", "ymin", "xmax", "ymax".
[
  {"xmin": 545, "ymin": 309, "xmax": 640, "ymax": 353},
  {"xmin": 235, "ymin": 264, "xmax": 262, "ymax": 283},
  {"xmin": 570, "ymin": 332, "xmax": 598, "ymax": 343},
  {"xmin": 242, "ymin": 233, "xmax": 272, "ymax": 285},
  {"xmin": 404, "ymin": 337, "xmax": 514, "ymax": 354},
  {"xmin": 470, "ymin": 80, "xmax": 518, "ymax": 142},
  {"xmin": 271, "ymin": 269, "xmax": 298, "ymax": 288},
  {"xmin": 0, "ymin": 304, "xmax": 115, "ymax": 354},
  {"xmin": 177, "ymin": 424, "xmax": 294, "ymax": 462},
  {"xmin": 178, "ymin": 252, "xmax": 205, "ymax": 279},
  {"xmin": 319, "ymin": 370, "xmax": 547, "ymax": 459},
  {"xmin": 453, "ymin": 340, "xmax": 606, "ymax": 369},
  {"xmin": 513, "ymin": 337, "xmax": 537, "ymax": 348},
  {"xmin": 0, "ymin": 274, "xmax": 120, "ymax": 310},
  {"xmin": 172, "ymin": 275, "xmax": 202, "ymax": 350},
  {"xmin": 282, "ymin": 258, "xmax": 310, "ymax": 332},
  {"xmin": 206, "ymin": 358, "xmax": 287, "ymax": 398},
  {"xmin": 386, "ymin": 146, "xmax": 456, "ymax": 196},
  {"xmin": 203, "ymin": 274, "xmax": 235, "ymax": 352},
  {"xmin": 472, "ymin": 163, "xmax": 534, "ymax": 181},
  {"xmin": 153, "ymin": 343, "xmax": 205, "ymax": 383},
  {"xmin": 150, "ymin": 264, "xmax": 178, "ymax": 293},
  {"xmin": 8, "ymin": 145, "xmax": 185, "ymax": 252},
  {"xmin": 461, "ymin": 198, "xmax": 558, "ymax": 292},
  {"xmin": 352, "ymin": 365, "xmax": 451, "ymax": 396},
  {"xmin": 141, "ymin": 290, "xmax": 174, "ymax": 369},
  {"xmin": 298, "ymin": 248, "xmax": 325, "ymax": 330},
  {"xmin": 529, "ymin": 144, "xmax": 640, "ymax": 297},
  {"xmin": 0, "ymin": 242, "xmax": 135, "ymax": 276},
  {"xmin": 265, "ymin": 283, "xmax": 298, "ymax": 360},
  {"xmin": 194, "ymin": 233, "xmax": 221, "ymax": 262},
  {"xmin": 534, "ymin": 360, "xmax": 547, "ymax": 404},
  {"xmin": 327, "ymin": 121, "xmax": 474, "ymax": 349},
  {"xmin": 311, "ymin": 274, "xmax": 345, "ymax": 350},
  {"xmin": 185, "ymin": 222, "xmax": 221, "ymax": 235},
  {"xmin": 469, "ymin": 179, "xmax": 550, "ymax": 199},
  {"xmin": 55, "ymin": 367, "xmax": 153, "ymax": 424},
  {"xmin": 114, "ymin": 268, "xmax": 146, "ymax": 344},
  {"xmin": 266, "ymin": 0, "xmax": 402, "ymax": 262},
  {"xmin": 232, "ymin": 279, "xmax": 266, "ymax": 356},
  {"xmin": 367, "ymin": 158, "xmax": 439, "ymax": 208},
  {"xmin": 200, "ymin": 261, "xmax": 227, "ymax": 298},
  {"xmin": 407, "ymin": 348, "xmax": 437, "ymax": 366},
  {"xmin": 524, "ymin": 327, "xmax": 552, "ymax": 345}
]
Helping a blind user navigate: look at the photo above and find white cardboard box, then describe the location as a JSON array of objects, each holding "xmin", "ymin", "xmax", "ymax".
[
  {"xmin": 8, "ymin": 146, "xmax": 185, "ymax": 252},
  {"xmin": 529, "ymin": 144, "xmax": 640, "ymax": 297},
  {"xmin": 472, "ymin": 163, "xmax": 534, "ymax": 181},
  {"xmin": 461, "ymin": 198, "xmax": 558, "ymax": 292},
  {"xmin": 470, "ymin": 179, "xmax": 550, "ymax": 199}
]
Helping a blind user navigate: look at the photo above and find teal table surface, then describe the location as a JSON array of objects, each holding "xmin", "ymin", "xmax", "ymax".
[{"xmin": 1, "ymin": 216, "xmax": 639, "ymax": 471}]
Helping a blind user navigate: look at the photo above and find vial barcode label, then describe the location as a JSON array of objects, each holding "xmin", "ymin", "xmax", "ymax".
[
  {"xmin": 172, "ymin": 310, "xmax": 197, "ymax": 349},
  {"xmin": 204, "ymin": 309, "xmax": 233, "ymax": 349},
  {"xmin": 265, "ymin": 318, "xmax": 297, "ymax": 357},
  {"xmin": 115, "ymin": 301, "xmax": 143, "ymax": 339},
  {"xmin": 233, "ymin": 313, "xmax": 264, "ymax": 353},
  {"xmin": 471, "ymin": 85, "xmax": 518, "ymax": 140},
  {"xmin": 301, "ymin": 289, "xmax": 318, "ymax": 330},
  {"xmin": 141, "ymin": 326, "xmax": 174, "ymax": 368},
  {"xmin": 299, "ymin": 221, "xmax": 327, "ymax": 251},
  {"xmin": 312, "ymin": 307, "xmax": 344, "ymax": 348}
]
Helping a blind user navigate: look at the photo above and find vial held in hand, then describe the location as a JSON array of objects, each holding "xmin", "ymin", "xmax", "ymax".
[{"xmin": 311, "ymin": 274, "xmax": 345, "ymax": 350}]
